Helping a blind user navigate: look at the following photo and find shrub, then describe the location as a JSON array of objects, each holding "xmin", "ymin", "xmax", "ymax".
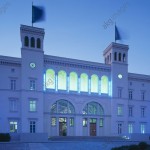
[
  {"xmin": 0, "ymin": 133, "xmax": 11, "ymax": 142},
  {"xmin": 128, "ymin": 145, "xmax": 140, "ymax": 150},
  {"xmin": 138, "ymin": 142, "xmax": 148, "ymax": 150}
]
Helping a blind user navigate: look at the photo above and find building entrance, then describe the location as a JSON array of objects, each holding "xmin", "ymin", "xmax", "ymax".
[
  {"xmin": 90, "ymin": 118, "xmax": 97, "ymax": 136},
  {"xmin": 59, "ymin": 118, "xmax": 67, "ymax": 136}
]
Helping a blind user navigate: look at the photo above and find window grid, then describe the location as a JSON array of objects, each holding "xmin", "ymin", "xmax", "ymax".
[
  {"xmin": 141, "ymin": 123, "xmax": 146, "ymax": 134},
  {"xmin": 118, "ymin": 88, "xmax": 122, "ymax": 98},
  {"xmin": 10, "ymin": 100, "xmax": 18, "ymax": 112},
  {"xmin": 117, "ymin": 106, "xmax": 123, "ymax": 116},
  {"xmin": 83, "ymin": 118, "xmax": 87, "ymax": 127},
  {"xmin": 128, "ymin": 123, "xmax": 133, "ymax": 134},
  {"xmin": 141, "ymin": 107, "xmax": 145, "ymax": 117},
  {"xmin": 29, "ymin": 100, "xmax": 36, "ymax": 112},
  {"xmin": 128, "ymin": 106, "xmax": 133, "ymax": 117},
  {"xmin": 99, "ymin": 118, "xmax": 103, "ymax": 127},
  {"xmin": 141, "ymin": 91, "xmax": 145, "ymax": 100},
  {"xmin": 30, "ymin": 80, "xmax": 36, "ymax": 90},
  {"xmin": 10, "ymin": 79, "xmax": 16, "ymax": 90},
  {"xmin": 30, "ymin": 121, "xmax": 36, "ymax": 133},
  {"xmin": 129, "ymin": 90, "xmax": 133, "ymax": 100},
  {"xmin": 70, "ymin": 118, "xmax": 74, "ymax": 127},
  {"xmin": 51, "ymin": 117, "xmax": 56, "ymax": 126},
  {"xmin": 10, "ymin": 121, "xmax": 18, "ymax": 133}
]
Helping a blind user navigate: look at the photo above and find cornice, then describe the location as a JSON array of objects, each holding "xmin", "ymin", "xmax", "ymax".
[{"xmin": 44, "ymin": 55, "xmax": 111, "ymax": 72}]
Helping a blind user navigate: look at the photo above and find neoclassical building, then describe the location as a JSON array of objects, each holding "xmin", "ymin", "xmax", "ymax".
[{"xmin": 0, "ymin": 25, "xmax": 150, "ymax": 139}]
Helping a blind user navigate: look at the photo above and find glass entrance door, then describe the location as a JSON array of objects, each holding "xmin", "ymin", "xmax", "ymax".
[
  {"xmin": 90, "ymin": 118, "xmax": 97, "ymax": 136},
  {"xmin": 59, "ymin": 117, "xmax": 67, "ymax": 136}
]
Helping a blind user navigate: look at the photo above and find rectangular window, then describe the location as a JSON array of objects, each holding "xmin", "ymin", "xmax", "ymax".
[
  {"xmin": 90, "ymin": 118, "xmax": 96, "ymax": 123},
  {"xmin": 30, "ymin": 121, "xmax": 36, "ymax": 133},
  {"xmin": 128, "ymin": 123, "xmax": 133, "ymax": 134},
  {"xmin": 118, "ymin": 123, "xmax": 122, "ymax": 134},
  {"xmin": 10, "ymin": 79, "xmax": 16, "ymax": 90},
  {"xmin": 118, "ymin": 88, "xmax": 122, "ymax": 98},
  {"xmin": 141, "ymin": 91, "xmax": 145, "ymax": 100},
  {"xmin": 99, "ymin": 118, "xmax": 103, "ymax": 127},
  {"xmin": 141, "ymin": 123, "xmax": 146, "ymax": 134},
  {"xmin": 117, "ymin": 105, "xmax": 123, "ymax": 116},
  {"xmin": 129, "ymin": 90, "xmax": 133, "ymax": 100},
  {"xmin": 128, "ymin": 106, "xmax": 133, "ymax": 117},
  {"xmin": 30, "ymin": 80, "xmax": 36, "ymax": 90},
  {"xmin": 51, "ymin": 117, "xmax": 56, "ymax": 126},
  {"xmin": 29, "ymin": 100, "xmax": 36, "ymax": 112},
  {"xmin": 9, "ymin": 99, "xmax": 18, "ymax": 111},
  {"xmin": 10, "ymin": 121, "xmax": 18, "ymax": 133},
  {"xmin": 70, "ymin": 118, "xmax": 74, "ymax": 127},
  {"xmin": 141, "ymin": 107, "xmax": 145, "ymax": 117},
  {"xmin": 83, "ymin": 118, "xmax": 87, "ymax": 127}
]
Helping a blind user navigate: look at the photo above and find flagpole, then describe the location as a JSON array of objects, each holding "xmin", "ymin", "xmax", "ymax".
[
  {"xmin": 32, "ymin": 1, "xmax": 33, "ymax": 27},
  {"xmin": 115, "ymin": 22, "xmax": 116, "ymax": 43}
]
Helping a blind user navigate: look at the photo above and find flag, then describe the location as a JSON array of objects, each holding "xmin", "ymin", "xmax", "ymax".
[
  {"xmin": 32, "ymin": 5, "xmax": 45, "ymax": 23},
  {"xmin": 115, "ymin": 25, "xmax": 121, "ymax": 42}
]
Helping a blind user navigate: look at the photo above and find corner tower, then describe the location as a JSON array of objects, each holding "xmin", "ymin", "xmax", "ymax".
[
  {"xmin": 20, "ymin": 25, "xmax": 45, "ymax": 133},
  {"xmin": 103, "ymin": 42, "xmax": 129, "ymax": 99}
]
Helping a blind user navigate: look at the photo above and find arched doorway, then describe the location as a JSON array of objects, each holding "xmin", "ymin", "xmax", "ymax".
[
  {"xmin": 50, "ymin": 100, "xmax": 75, "ymax": 136},
  {"xmin": 82, "ymin": 102, "xmax": 104, "ymax": 136}
]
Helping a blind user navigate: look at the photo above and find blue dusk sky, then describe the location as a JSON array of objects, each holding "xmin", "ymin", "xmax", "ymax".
[{"xmin": 0, "ymin": 0, "xmax": 150, "ymax": 75}]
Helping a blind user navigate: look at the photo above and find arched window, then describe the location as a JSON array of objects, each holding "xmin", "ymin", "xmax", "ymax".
[
  {"xmin": 31, "ymin": 37, "xmax": 35, "ymax": 48},
  {"xmin": 24, "ymin": 36, "xmax": 29, "ymax": 47},
  {"xmin": 123, "ymin": 53, "xmax": 126, "ymax": 62},
  {"xmin": 80, "ymin": 73, "xmax": 88, "ymax": 92},
  {"xmin": 82, "ymin": 102, "xmax": 104, "ymax": 115},
  {"xmin": 119, "ymin": 53, "xmax": 121, "ymax": 61},
  {"xmin": 91, "ymin": 74, "xmax": 98, "ymax": 93},
  {"xmin": 69, "ymin": 72, "xmax": 78, "ymax": 91},
  {"xmin": 101, "ymin": 75, "xmax": 108, "ymax": 94},
  {"xmin": 46, "ymin": 69, "xmax": 55, "ymax": 89},
  {"xmin": 114, "ymin": 52, "xmax": 117, "ymax": 61},
  {"xmin": 37, "ymin": 38, "xmax": 41, "ymax": 48},
  {"xmin": 58, "ymin": 70, "xmax": 67, "ymax": 90},
  {"xmin": 110, "ymin": 53, "xmax": 111, "ymax": 62},
  {"xmin": 51, "ymin": 100, "xmax": 75, "ymax": 114}
]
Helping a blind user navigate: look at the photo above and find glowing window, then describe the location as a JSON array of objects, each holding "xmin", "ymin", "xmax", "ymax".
[
  {"xmin": 91, "ymin": 74, "xmax": 98, "ymax": 93},
  {"xmin": 101, "ymin": 76, "xmax": 108, "ymax": 94},
  {"xmin": 31, "ymin": 37, "xmax": 35, "ymax": 48},
  {"xmin": 141, "ymin": 123, "xmax": 146, "ymax": 134},
  {"xmin": 69, "ymin": 72, "xmax": 78, "ymax": 91},
  {"xmin": 46, "ymin": 69, "xmax": 55, "ymax": 89},
  {"xmin": 83, "ymin": 102, "xmax": 104, "ymax": 115},
  {"xmin": 58, "ymin": 70, "xmax": 67, "ymax": 90},
  {"xmin": 29, "ymin": 100, "xmax": 36, "ymax": 112},
  {"xmin": 51, "ymin": 100, "xmax": 75, "ymax": 114},
  {"xmin": 10, "ymin": 121, "xmax": 18, "ymax": 133},
  {"xmin": 80, "ymin": 73, "xmax": 88, "ymax": 92},
  {"xmin": 128, "ymin": 123, "xmax": 133, "ymax": 134},
  {"xmin": 37, "ymin": 38, "xmax": 41, "ymax": 48}
]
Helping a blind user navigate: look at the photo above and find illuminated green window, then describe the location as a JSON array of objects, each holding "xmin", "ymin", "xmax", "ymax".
[
  {"xmin": 80, "ymin": 73, "xmax": 88, "ymax": 92},
  {"xmin": 46, "ymin": 69, "xmax": 55, "ymax": 89},
  {"xmin": 82, "ymin": 102, "xmax": 104, "ymax": 115},
  {"xmin": 51, "ymin": 100, "xmax": 75, "ymax": 114},
  {"xmin": 58, "ymin": 70, "xmax": 67, "ymax": 90},
  {"xmin": 91, "ymin": 74, "xmax": 98, "ymax": 93},
  {"xmin": 69, "ymin": 72, "xmax": 78, "ymax": 91},
  {"xmin": 101, "ymin": 76, "xmax": 108, "ymax": 94}
]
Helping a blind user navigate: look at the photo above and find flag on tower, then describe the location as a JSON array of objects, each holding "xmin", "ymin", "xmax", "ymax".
[
  {"xmin": 32, "ymin": 5, "xmax": 45, "ymax": 24},
  {"xmin": 115, "ymin": 25, "xmax": 121, "ymax": 42}
]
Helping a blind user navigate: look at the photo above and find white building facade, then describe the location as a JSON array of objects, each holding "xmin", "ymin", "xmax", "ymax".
[{"xmin": 0, "ymin": 25, "xmax": 150, "ymax": 138}]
